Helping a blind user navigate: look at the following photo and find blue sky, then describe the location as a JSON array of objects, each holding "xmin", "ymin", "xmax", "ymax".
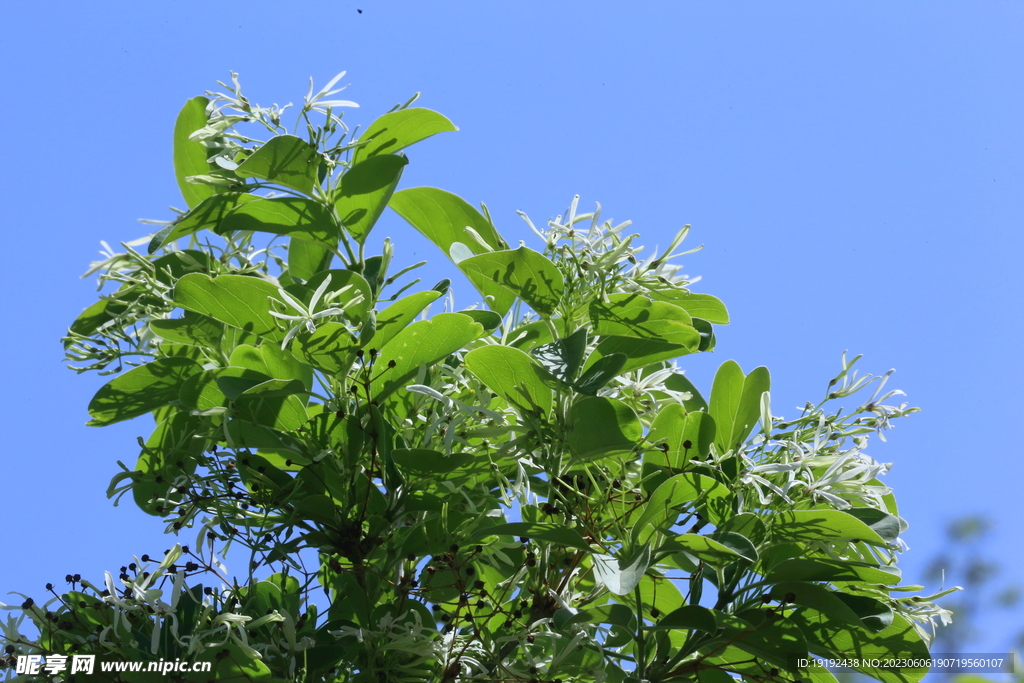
[{"xmin": 2, "ymin": 0, "xmax": 1022, "ymax": 659}]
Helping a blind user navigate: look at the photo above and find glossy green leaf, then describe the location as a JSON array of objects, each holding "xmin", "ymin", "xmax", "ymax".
[
  {"xmin": 648, "ymin": 290, "xmax": 730, "ymax": 324},
  {"xmin": 459, "ymin": 247, "xmax": 565, "ymax": 318},
  {"xmin": 352, "ymin": 108, "xmax": 458, "ymax": 164},
  {"xmin": 174, "ymin": 273, "xmax": 286, "ymax": 341},
  {"xmin": 87, "ymin": 357, "xmax": 201, "ymax": 426},
  {"xmin": 473, "ymin": 522, "xmax": 591, "ymax": 551},
  {"xmin": 218, "ymin": 196, "xmax": 340, "ymax": 245},
  {"xmin": 173, "ymin": 96, "xmax": 217, "ymax": 209},
  {"xmin": 647, "ymin": 404, "xmax": 716, "ymax": 469},
  {"xmin": 464, "ymin": 345, "xmax": 559, "ymax": 416},
  {"xmin": 149, "ymin": 192, "xmax": 257, "ymax": 252},
  {"xmin": 693, "ymin": 317, "xmax": 716, "ymax": 352},
  {"xmin": 590, "ymin": 294, "xmax": 700, "ymax": 348},
  {"xmin": 791, "ymin": 611, "xmax": 929, "ymax": 683},
  {"xmin": 389, "ymin": 187, "xmax": 513, "ymax": 312},
  {"xmin": 334, "ymin": 154, "xmax": 408, "ymax": 242},
  {"xmin": 372, "ymin": 313, "xmax": 485, "ymax": 402},
  {"xmin": 567, "ymin": 396, "xmax": 642, "ymax": 462},
  {"xmin": 764, "ymin": 558, "xmax": 901, "ymax": 585},
  {"xmin": 773, "ymin": 509, "xmax": 886, "ymax": 545},
  {"xmin": 709, "ymin": 360, "xmax": 771, "ymax": 453},
  {"xmin": 235, "ymin": 134, "xmax": 322, "ymax": 195},
  {"xmin": 369, "ymin": 291, "xmax": 442, "ymax": 350}
]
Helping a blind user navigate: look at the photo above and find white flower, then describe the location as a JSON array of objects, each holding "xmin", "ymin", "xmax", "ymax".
[{"xmin": 267, "ymin": 274, "xmax": 358, "ymax": 348}]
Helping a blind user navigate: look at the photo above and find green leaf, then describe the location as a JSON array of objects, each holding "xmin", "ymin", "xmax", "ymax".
[
  {"xmin": 389, "ymin": 187, "xmax": 512, "ymax": 312},
  {"xmin": 217, "ymin": 196, "xmax": 340, "ymax": 245},
  {"xmin": 149, "ymin": 192, "xmax": 257, "ymax": 252},
  {"xmin": 179, "ymin": 367, "xmax": 271, "ymax": 411},
  {"xmin": 647, "ymin": 404, "xmax": 716, "ymax": 469},
  {"xmin": 588, "ymin": 335, "xmax": 692, "ymax": 374},
  {"xmin": 334, "ymin": 154, "xmax": 408, "ymax": 243},
  {"xmin": 590, "ymin": 294, "xmax": 700, "ymax": 348},
  {"xmin": 292, "ymin": 323, "xmax": 358, "ymax": 375},
  {"xmin": 149, "ymin": 311, "xmax": 223, "ymax": 347},
  {"xmin": 764, "ymin": 558, "xmax": 902, "ymax": 585},
  {"xmin": 472, "ymin": 522, "xmax": 591, "ymax": 551},
  {"xmin": 457, "ymin": 309, "xmax": 503, "ymax": 332},
  {"xmin": 693, "ymin": 317, "xmax": 716, "ymax": 352},
  {"xmin": 288, "ymin": 236, "xmax": 335, "ymax": 281},
  {"xmin": 235, "ymin": 134, "xmax": 322, "ymax": 195},
  {"xmin": 464, "ymin": 345, "xmax": 560, "ymax": 416},
  {"xmin": 391, "ymin": 448, "xmax": 474, "ymax": 474},
  {"xmin": 133, "ymin": 412, "xmax": 204, "ymax": 515},
  {"xmin": 370, "ymin": 291, "xmax": 442, "ymax": 350},
  {"xmin": 87, "ymin": 357, "xmax": 201, "ymax": 426},
  {"xmin": 705, "ymin": 617, "xmax": 808, "ymax": 672},
  {"xmin": 567, "ymin": 396, "xmax": 642, "ymax": 462},
  {"xmin": 709, "ymin": 360, "xmax": 770, "ymax": 453},
  {"xmin": 663, "ymin": 373, "xmax": 709, "ymax": 412},
  {"xmin": 773, "ymin": 509, "xmax": 886, "ymax": 545},
  {"xmin": 235, "ymin": 381, "xmax": 308, "ymax": 432},
  {"xmin": 666, "ymin": 534, "xmax": 752, "ymax": 564},
  {"xmin": 174, "ymin": 273, "xmax": 286, "ymax": 342},
  {"xmin": 573, "ymin": 353, "xmax": 627, "ymax": 396},
  {"xmin": 650, "ymin": 605, "xmax": 718, "ymax": 633},
  {"xmin": 592, "ymin": 545, "xmax": 651, "ymax": 595},
  {"xmin": 845, "ymin": 507, "xmax": 903, "ymax": 544},
  {"xmin": 531, "ymin": 327, "xmax": 588, "ymax": 383},
  {"xmin": 229, "ymin": 343, "xmax": 313, "ymax": 391},
  {"xmin": 459, "ymin": 247, "xmax": 565, "ymax": 318},
  {"xmin": 372, "ymin": 313, "xmax": 485, "ymax": 403},
  {"xmin": 173, "ymin": 96, "xmax": 218, "ymax": 209},
  {"xmin": 632, "ymin": 473, "xmax": 730, "ymax": 545},
  {"xmin": 648, "ymin": 290, "xmax": 730, "ymax": 324},
  {"xmin": 769, "ymin": 582, "xmax": 864, "ymax": 626},
  {"xmin": 352, "ymin": 108, "xmax": 458, "ymax": 164},
  {"xmin": 791, "ymin": 611, "xmax": 930, "ymax": 683}
]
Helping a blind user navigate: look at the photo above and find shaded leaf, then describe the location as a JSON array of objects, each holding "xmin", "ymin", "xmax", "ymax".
[
  {"xmin": 460, "ymin": 246, "xmax": 565, "ymax": 318},
  {"xmin": 218, "ymin": 196, "xmax": 340, "ymax": 245},
  {"xmin": 174, "ymin": 274, "xmax": 286, "ymax": 342},
  {"xmin": 567, "ymin": 396, "xmax": 641, "ymax": 462},
  {"xmin": 352, "ymin": 108, "xmax": 458, "ymax": 164},
  {"xmin": 465, "ymin": 345, "xmax": 559, "ymax": 416},
  {"xmin": 235, "ymin": 135, "xmax": 321, "ymax": 195},
  {"xmin": 87, "ymin": 357, "xmax": 201, "ymax": 426},
  {"xmin": 334, "ymin": 154, "xmax": 408, "ymax": 242}
]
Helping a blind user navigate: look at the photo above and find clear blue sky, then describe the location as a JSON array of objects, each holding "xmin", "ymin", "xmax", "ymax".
[{"xmin": 2, "ymin": 0, "xmax": 1022, "ymax": 659}]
